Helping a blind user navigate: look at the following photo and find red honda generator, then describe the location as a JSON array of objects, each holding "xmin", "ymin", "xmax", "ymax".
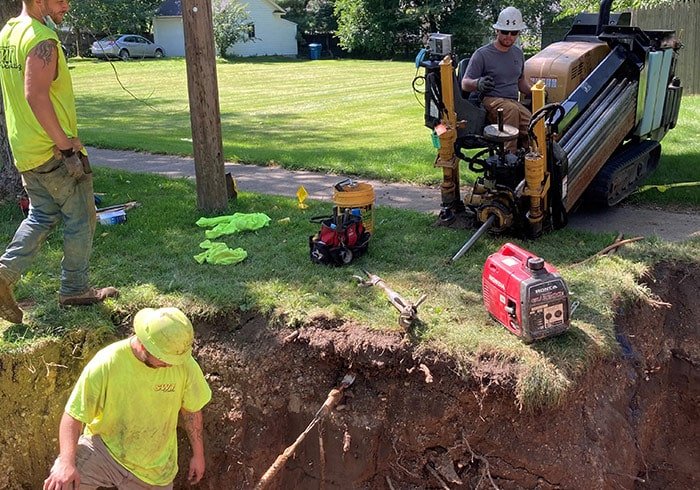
[{"xmin": 482, "ymin": 243, "xmax": 570, "ymax": 342}]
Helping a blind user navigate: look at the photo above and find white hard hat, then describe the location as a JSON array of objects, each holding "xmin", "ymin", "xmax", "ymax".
[{"xmin": 493, "ymin": 6, "xmax": 526, "ymax": 31}]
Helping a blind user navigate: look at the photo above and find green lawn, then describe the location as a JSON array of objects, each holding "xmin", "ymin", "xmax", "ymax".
[
  {"xmin": 627, "ymin": 95, "xmax": 700, "ymax": 207},
  {"xmin": 71, "ymin": 57, "xmax": 433, "ymax": 183},
  {"xmin": 69, "ymin": 57, "xmax": 699, "ymax": 207}
]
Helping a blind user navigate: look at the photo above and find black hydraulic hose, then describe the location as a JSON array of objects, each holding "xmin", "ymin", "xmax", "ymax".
[
  {"xmin": 426, "ymin": 72, "xmax": 445, "ymax": 117},
  {"xmin": 527, "ymin": 103, "xmax": 564, "ymax": 150},
  {"xmin": 529, "ymin": 103, "xmax": 565, "ymax": 131}
]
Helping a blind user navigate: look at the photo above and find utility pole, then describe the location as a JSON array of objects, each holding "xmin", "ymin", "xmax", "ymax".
[{"xmin": 182, "ymin": 0, "xmax": 229, "ymax": 213}]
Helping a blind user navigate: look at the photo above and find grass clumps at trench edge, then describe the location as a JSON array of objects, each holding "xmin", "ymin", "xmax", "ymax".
[{"xmin": 0, "ymin": 169, "xmax": 698, "ymax": 408}]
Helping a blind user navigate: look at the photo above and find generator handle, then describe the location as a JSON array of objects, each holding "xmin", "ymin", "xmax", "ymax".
[{"xmin": 499, "ymin": 242, "xmax": 537, "ymax": 266}]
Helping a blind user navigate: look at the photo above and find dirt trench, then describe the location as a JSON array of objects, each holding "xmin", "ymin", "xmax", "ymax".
[{"xmin": 0, "ymin": 263, "xmax": 697, "ymax": 489}]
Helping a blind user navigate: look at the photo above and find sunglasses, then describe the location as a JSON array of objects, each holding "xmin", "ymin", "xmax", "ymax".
[{"xmin": 499, "ymin": 30, "xmax": 520, "ymax": 36}]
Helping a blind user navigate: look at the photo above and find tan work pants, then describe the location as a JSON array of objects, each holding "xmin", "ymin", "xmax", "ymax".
[
  {"xmin": 482, "ymin": 97, "xmax": 532, "ymax": 154},
  {"xmin": 70, "ymin": 434, "xmax": 173, "ymax": 490}
]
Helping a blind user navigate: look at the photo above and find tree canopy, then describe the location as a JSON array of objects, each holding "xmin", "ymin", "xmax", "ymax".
[
  {"xmin": 278, "ymin": 0, "xmax": 337, "ymax": 35},
  {"xmin": 212, "ymin": 0, "xmax": 251, "ymax": 58},
  {"xmin": 558, "ymin": 0, "xmax": 677, "ymax": 17},
  {"xmin": 333, "ymin": 0, "xmax": 558, "ymax": 59},
  {"xmin": 65, "ymin": 0, "xmax": 163, "ymax": 36}
]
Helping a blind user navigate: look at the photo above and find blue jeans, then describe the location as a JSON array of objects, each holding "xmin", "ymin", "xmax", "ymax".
[{"xmin": 0, "ymin": 157, "xmax": 96, "ymax": 296}]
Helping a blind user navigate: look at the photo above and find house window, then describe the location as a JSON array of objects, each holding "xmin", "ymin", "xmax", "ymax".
[{"xmin": 247, "ymin": 24, "xmax": 255, "ymax": 39}]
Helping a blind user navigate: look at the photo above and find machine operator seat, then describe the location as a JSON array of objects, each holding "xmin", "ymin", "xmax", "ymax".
[{"xmin": 452, "ymin": 57, "xmax": 488, "ymax": 149}]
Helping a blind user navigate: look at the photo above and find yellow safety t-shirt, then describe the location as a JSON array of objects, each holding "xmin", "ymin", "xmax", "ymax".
[
  {"xmin": 0, "ymin": 16, "xmax": 79, "ymax": 171},
  {"xmin": 65, "ymin": 338, "xmax": 212, "ymax": 486}
]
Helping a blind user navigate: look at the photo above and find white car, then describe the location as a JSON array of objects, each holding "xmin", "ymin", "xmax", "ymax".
[{"xmin": 91, "ymin": 35, "xmax": 165, "ymax": 60}]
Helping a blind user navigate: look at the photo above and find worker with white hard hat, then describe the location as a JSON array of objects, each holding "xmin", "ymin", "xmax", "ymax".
[
  {"xmin": 462, "ymin": 6, "xmax": 532, "ymax": 153},
  {"xmin": 44, "ymin": 307, "xmax": 212, "ymax": 490}
]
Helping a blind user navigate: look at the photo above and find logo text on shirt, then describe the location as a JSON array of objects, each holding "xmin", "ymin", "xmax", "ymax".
[
  {"xmin": 154, "ymin": 383, "xmax": 176, "ymax": 393},
  {"xmin": 0, "ymin": 46, "xmax": 21, "ymax": 71}
]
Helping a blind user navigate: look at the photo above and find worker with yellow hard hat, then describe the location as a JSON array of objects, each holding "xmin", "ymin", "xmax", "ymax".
[{"xmin": 43, "ymin": 307, "xmax": 212, "ymax": 490}]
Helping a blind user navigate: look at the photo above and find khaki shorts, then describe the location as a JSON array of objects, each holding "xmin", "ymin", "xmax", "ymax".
[{"xmin": 70, "ymin": 434, "xmax": 173, "ymax": 490}]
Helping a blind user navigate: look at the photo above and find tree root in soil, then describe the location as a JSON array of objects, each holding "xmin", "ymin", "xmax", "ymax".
[
  {"xmin": 574, "ymin": 234, "xmax": 645, "ymax": 266},
  {"xmin": 254, "ymin": 373, "xmax": 354, "ymax": 489}
]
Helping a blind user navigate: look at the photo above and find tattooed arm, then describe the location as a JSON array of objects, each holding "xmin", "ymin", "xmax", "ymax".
[
  {"xmin": 180, "ymin": 408, "xmax": 206, "ymax": 484},
  {"xmin": 24, "ymin": 39, "xmax": 73, "ymax": 151}
]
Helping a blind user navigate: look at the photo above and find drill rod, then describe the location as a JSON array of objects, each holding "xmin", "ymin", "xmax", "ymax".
[{"xmin": 451, "ymin": 214, "xmax": 496, "ymax": 262}]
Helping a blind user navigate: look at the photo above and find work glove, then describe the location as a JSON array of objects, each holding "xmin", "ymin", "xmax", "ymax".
[
  {"xmin": 477, "ymin": 75, "xmax": 495, "ymax": 93},
  {"xmin": 62, "ymin": 151, "xmax": 85, "ymax": 180}
]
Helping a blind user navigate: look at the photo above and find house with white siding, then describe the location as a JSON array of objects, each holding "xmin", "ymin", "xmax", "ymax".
[{"xmin": 153, "ymin": 0, "xmax": 298, "ymax": 57}]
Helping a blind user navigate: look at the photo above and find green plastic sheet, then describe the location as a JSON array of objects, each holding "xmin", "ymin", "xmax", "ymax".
[
  {"xmin": 194, "ymin": 240, "xmax": 248, "ymax": 265},
  {"xmin": 196, "ymin": 213, "xmax": 271, "ymax": 239}
]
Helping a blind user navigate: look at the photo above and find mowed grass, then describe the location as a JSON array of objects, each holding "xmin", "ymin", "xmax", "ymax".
[
  {"xmin": 627, "ymin": 94, "xmax": 700, "ymax": 207},
  {"xmin": 71, "ymin": 57, "xmax": 434, "ymax": 183},
  {"xmin": 1, "ymin": 169, "xmax": 698, "ymax": 407},
  {"xmin": 70, "ymin": 57, "xmax": 700, "ymax": 207}
]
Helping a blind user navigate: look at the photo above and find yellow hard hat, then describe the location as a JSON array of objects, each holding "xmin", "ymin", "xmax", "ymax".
[{"xmin": 133, "ymin": 307, "xmax": 194, "ymax": 366}]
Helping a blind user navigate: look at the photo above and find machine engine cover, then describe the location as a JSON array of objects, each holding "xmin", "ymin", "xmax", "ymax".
[{"xmin": 524, "ymin": 41, "xmax": 610, "ymax": 103}]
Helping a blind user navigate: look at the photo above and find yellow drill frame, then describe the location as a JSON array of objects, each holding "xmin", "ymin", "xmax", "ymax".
[
  {"xmin": 523, "ymin": 80, "xmax": 550, "ymax": 234},
  {"xmin": 435, "ymin": 55, "xmax": 461, "ymax": 209},
  {"xmin": 434, "ymin": 62, "xmax": 552, "ymax": 235}
]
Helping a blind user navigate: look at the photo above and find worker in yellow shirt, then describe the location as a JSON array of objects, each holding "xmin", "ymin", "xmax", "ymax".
[
  {"xmin": 43, "ymin": 307, "xmax": 212, "ymax": 489},
  {"xmin": 0, "ymin": 0, "xmax": 118, "ymax": 324}
]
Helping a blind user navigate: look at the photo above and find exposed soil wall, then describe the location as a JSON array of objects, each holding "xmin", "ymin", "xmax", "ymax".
[
  {"xmin": 1, "ymin": 263, "xmax": 697, "ymax": 489},
  {"xmin": 0, "ymin": 331, "xmax": 111, "ymax": 489}
]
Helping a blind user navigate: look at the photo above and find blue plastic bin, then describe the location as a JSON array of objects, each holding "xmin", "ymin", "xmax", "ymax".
[{"xmin": 308, "ymin": 43, "xmax": 322, "ymax": 60}]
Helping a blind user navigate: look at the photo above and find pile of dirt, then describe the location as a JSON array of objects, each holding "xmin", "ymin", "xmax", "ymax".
[{"xmin": 0, "ymin": 263, "xmax": 697, "ymax": 489}]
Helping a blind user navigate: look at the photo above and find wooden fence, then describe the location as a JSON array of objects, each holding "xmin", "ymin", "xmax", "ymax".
[{"xmin": 633, "ymin": 1, "xmax": 699, "ymax": 94}]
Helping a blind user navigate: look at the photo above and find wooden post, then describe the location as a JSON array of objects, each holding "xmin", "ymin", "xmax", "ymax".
[{"xmin": 182, "ymin": 0, "xmax": 229, "ymax": 213}]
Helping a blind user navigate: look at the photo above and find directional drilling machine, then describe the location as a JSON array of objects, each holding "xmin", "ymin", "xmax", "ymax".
[{"xmin": 416, "ymin": 0, "xmax": 683, "ymax": 251}]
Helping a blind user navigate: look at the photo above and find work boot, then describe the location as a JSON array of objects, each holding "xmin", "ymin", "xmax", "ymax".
[
  {"xmin": 0, "ymin": 276, "xmax": 23, "ymax": 324},
  {"xmin": 59, "ymin": 287, "xmax": 119, "ymax": 306}
]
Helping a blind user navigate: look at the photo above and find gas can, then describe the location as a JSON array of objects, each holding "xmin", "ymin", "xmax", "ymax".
[{"xmin": 482, "ymin": 243, "xmax": 569, "ymax": 342}]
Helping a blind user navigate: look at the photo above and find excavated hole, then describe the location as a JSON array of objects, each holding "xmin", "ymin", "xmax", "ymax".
[{"xmin": 0, "ymin": 263, "xmax": 697, "ymax": 489}]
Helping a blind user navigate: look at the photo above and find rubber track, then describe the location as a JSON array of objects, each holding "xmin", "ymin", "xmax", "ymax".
[{"xmin": 584, "ymin": 140, "xmax": 661, "ymax": 207}]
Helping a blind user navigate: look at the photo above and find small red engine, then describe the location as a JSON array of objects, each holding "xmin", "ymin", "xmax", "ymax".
[{"xmin": 482, "ymin": 243, "xmax": 570, "ymax": 342}]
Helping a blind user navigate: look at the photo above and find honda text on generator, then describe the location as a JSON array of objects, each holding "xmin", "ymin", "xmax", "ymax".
[{"xmin": 415, "ymin": 0, "xmax": 682, "ymax": 255}]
